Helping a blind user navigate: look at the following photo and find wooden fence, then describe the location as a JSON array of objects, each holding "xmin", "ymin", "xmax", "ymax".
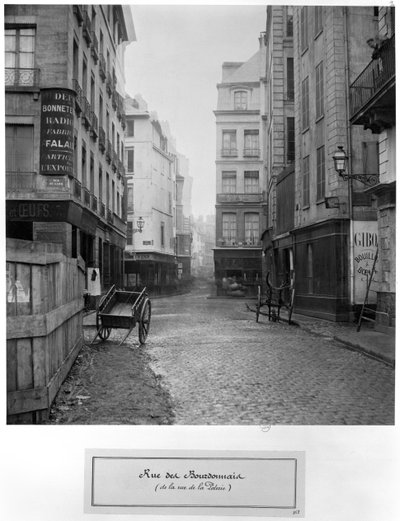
[{"xmin": 6, "ymin": 238, "xmax": 85, "ymax": 423}]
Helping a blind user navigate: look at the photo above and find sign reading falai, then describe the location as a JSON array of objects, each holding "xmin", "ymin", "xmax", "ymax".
[{"xmin": 40, "ymin": 88, "xmax": 75, "ymax": 176}]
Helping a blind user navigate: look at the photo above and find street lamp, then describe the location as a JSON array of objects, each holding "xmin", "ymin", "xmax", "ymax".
[
  {"xmin": 332, "ymin": 145, "xmax": 379, "ymax": 187},
  {"xmin": 132, "ymin": 216, "xmax": 145, "ymax": 233}
]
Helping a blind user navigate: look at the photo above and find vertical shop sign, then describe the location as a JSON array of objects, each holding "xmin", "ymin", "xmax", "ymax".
[
  {"xmin": 40, "ymin": 88, "xmax": 75, "ymax": 176},
  {"xmin": 353, "ymin": 221, "xmax": 379, "ymax": 304}
]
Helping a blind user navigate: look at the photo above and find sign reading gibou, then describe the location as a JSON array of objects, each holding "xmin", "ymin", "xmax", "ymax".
[{"xmin": 40, "ymin": 88, "xmax": 75, "ymax": 176}]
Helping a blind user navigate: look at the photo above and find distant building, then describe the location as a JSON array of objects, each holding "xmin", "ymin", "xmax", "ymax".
[
  {"xmin": 213, "ymin": 43, "xmax": 267, "ymax": 296},
  {"xmin": 262, "ymin": 5, "xmax": 295, "ymax": 288},
  {"xmin": 349, "ymin": 6, "xmax": 395, "ymax": 331},
  {"xmin": 124, "ymin": 95, "xmax": 192, "ymax": 294},
  {"xmin": 192, "ymin": 215, "xmax": 215, "ymax": 278},
  {"xmin": 5, "ymin": 4, "xmax": 135, "ymax": 289},
  {"xmin": 176, "ymin": 153, "xmax": 193, "ymax": 282}
]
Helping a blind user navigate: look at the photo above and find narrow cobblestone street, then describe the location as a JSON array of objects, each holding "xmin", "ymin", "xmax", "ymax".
[{"xmin": 48, "ymin": 281, "xmax": 395, "ymax": 425}]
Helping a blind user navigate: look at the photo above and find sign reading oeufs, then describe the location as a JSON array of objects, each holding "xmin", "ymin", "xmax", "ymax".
[{"xmin": 40, "ymin": 88, "xmax": 75, "ymax": 176}]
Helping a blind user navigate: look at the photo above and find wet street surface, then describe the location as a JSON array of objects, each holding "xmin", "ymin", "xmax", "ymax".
[{"xmin": 47, "ymin": 282, "xmax": 395, "ymax": 425}]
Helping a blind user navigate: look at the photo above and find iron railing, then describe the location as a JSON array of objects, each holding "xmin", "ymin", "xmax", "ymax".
[
  {"xmin": 82, "ymin": 9, "xmax": 92, "ymax": 45},
  {"xmin": 221, "ymin": 148, "xmax": 238, "ymax": 157},
  {"xmin": 91, "ymin": 32, "xmax": 99, "ymax": 62},
  {"xmin": 350, "ymin": 34, "xmax": 395, "ymax": 118},
  {"xmin": 99, "ymin": 127, "xmax": 106, "ymax": 152},
  {"xmin": 83, "ymin": 187, "xmax": 91, "ymax": 207},
  {"xmin": 5, "ymin": 68, "xmax": 40, "ymax": 88},
  {"xmin": 216, "ymin": 193, "xmax": 264, "ymax": 203},
  {"xmin": 243, "ymin": 148, "xmax": 260, "ymax": 157},
  {"xmin": 72, "ymin": 79, "xmax": 83, "ymax": 114},
  {"xmin": 73, "ymin": 178, "xmax": 82, "ymax": 199}
]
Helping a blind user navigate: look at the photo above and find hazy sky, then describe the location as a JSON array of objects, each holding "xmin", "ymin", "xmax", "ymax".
[{"xmin": 124, "ymin": 3, "xmax": 267, "ymax": 217}]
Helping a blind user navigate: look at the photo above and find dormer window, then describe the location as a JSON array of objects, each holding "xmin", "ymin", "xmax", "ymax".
[{"xmin": 234, "ymin": 90, "xmax": 248, "ymax": 110}]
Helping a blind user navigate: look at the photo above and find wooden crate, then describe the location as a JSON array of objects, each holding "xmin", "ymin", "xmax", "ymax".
[{"xmin": 6, "ymin": 238, "xmax": 85, "ymax": 423}]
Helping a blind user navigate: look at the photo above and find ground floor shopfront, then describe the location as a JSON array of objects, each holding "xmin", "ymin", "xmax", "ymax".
[
  {"xmin": 213, "ymin": 247, "xmax": 263, "ymax": 297},
  {"xmin": 124, "ymin": 251, "xmax": 178, "ymax": 295},
  {"xmin": 263, "ymin": 219, "xmax": 351, "ymax": 322},
  {"xmin": 6, "ymin": 199, "xmax": 125, "ymax": 293}
]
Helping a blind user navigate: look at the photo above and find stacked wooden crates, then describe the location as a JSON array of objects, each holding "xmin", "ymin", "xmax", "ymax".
[{"xmin": 6, "ymin": 238, "xmax": 85, "ymax": 423}]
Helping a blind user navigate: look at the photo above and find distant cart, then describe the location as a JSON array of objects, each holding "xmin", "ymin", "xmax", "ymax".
[{"xmin": 91, "ymin": 285, "xmax": 151, "ymax": 346}]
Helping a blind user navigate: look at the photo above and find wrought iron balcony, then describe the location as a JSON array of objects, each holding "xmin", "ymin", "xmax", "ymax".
[
  {"xmin": 350, "ymin": 34, "xmax": 395, "ymax": 132},
  {"xmin": 73, "ymin": 178, "xmax": 82, "ymax": 199},
  {"xmin": 106, "ymin": 72, "xmax": 113, "ymax": 96},
  {"xmin": 82, "ymin": 9, "xmax": 92, "ymax": 45},
  {"xmin": 243, "ymin": 148, "xmax": 260, "ymax": 157},
  {"xmin": 90, "ymin": 111, "xmax": 98, "ymax": 140},
  {"xmin": 221, "ymin": 148, "xmax": 238, "ymax": 157},
  {"xmin": 99, "ymin": 54, "xmax": 106, "ymax": 82},
  {"xmin": 73, "ymin": 5, "xmax": 84, "ymax": 25},
  {"xmin": 72, "ymin": 79, "xmax": 83, "ymax": 114},
  {"xmin": 99, "ymin": 199, "xmax": 105, "ymax": 218},
  {"xmin": 216, "ymin": 192, "xmax": 264, "ymax": 203},
  {"xmin": 5, "ymin": 68, "xmax": 40, "ymax": 88},
  {"xmin": 83, "ymin": 187, "xmax": 91, "ymax": 207},
  {"xmin": 106, "ymin": 140, "xmax": 112, "ymax": 164},
  {"xmin": 98, "ymin": 127, "xmax": 106, "ymax": 152},
  {"xmin": 217, "ymin": 237, "xmax": 261, "ymax": 248},
  {"xmin": 91, "ymin": 32, "xmax": 99, "ymax": 63},
  {"xmin": 82, "ymin": 97, "xmax": 92, "ymax": 128}
]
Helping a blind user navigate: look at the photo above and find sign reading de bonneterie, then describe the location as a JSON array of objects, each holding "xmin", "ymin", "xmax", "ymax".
[
  {"xmin": 40, "ymin": 88, "xmax": 74, "ymax": 176},
  {"xmin": 85, "ymin": 449, "xmax": 305, "ymax": 517}
]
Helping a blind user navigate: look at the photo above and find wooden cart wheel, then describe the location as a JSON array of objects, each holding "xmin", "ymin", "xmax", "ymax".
[
  {"xmin": 96, "ymin": 312, "xmax": 111, "ymax": 340},
  {"xmin": 256, "ymin": 285, "xmax": 261, "ymax": 323},
  {"xmin": 138, "ymin": 298, "xmax": 151, "ymax": 344}
]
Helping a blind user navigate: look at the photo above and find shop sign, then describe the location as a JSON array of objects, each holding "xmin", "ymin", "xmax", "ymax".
[
  {"xmin": 40, "ymin": 88, "xmax": 75, "ymax": 176},
  {"xmin": 353, "ymin": 221, "xmax": 379, "ymax": 304},
  {"xmin": 7, "ymin": 200, "xmax": 69, "ymax": 221}
]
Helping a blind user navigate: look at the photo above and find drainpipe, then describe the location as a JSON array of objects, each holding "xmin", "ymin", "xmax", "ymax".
[{"xmin": 343, "ymin": 6, "xmax": 355, "ymax": 314}]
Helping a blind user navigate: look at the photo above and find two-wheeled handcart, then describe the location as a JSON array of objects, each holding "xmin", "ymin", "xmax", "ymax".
[{"xmin": 90, "ymin": 285, "xmax": 151, "ymax": 346}]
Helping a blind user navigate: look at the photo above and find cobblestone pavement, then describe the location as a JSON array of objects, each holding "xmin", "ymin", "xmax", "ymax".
[{"xmin": 147, "ymin": 283, "xmax": 395, "ymax": 425}]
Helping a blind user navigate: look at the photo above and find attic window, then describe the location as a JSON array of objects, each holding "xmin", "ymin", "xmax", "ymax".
[{"xmin": 234, "ymin": 90, "xmax": 248, "ymax": 110}]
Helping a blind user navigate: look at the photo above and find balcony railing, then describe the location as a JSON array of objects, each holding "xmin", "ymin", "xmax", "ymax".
[
  {"xmin": 106, "ymin": 72, "xmax": 113, "ymax": 96},
  {"xmin": 73, "ymin": 178, "xmax": 82, "ymax": 199},
  {"xmin": 5, "ymin": 68, "xmax": 40, "ymax": 88},
  {"xmin": 216, "ymin": 193, "xmax": 264, "ymax": 203},
  {"xmin": 221, "ymin": 148, "xmax": 238, "ymax": 157},
  {"xmin": 82, "ymin": 9, "xmax": 92, "ymax": 45},
  {"xmin": 83, "ymin": 187, "xmax": 91, "ymax": 207},
  {"xmin": 243, "ymin": 148, "xmax": 260, "ymax": 157},
  {"xmin": 6, "ymin": 172, "xmax": 36, "ymax": 192},
  {"xmin": 72, "ymin": 79, "xmax": 83, "ymax": 114},
  {"xmin": 90, "ymin": 111, "xmax": 98, "ymax": 140},
  {"xmin": 350, "ymin": 34, "xmax": 395, "ymax": 119},
  {"xmin": 91, "ymin": 32, "xmax": 99, "ymax": 63},
  {"xmin": 118, "ymin": 160, "xmax": 126, "ymax": 177},
  {"xmin": 73, "ymin": 5, "xmax": 84, "ymax": 25},
  {"xmin": 106, "ymin": 140, "xmax": 112, "ymax": 163},
  {"xmin": 82, "ymin": 97, "xmax": 92, "ymax": 128},
  {"xmin": 217, "ymin": 238, "xmax": 261, "ymax": 247},
  {"xmin": 98, "ymin": 127, "xmax": 106, "ymax": 152},
  {"xmin": 99, "ymin": 54, "xmax": 106, "ymax": 82},
  {"xmin": 112, "ymin": 150, "xmax": 118, "ymax": 172},
  {"xmin": 99, "ymin": 200, "xmax": 105, "ymax": 218}
]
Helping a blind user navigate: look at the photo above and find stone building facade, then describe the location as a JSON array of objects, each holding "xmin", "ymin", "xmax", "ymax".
[
  {"xmin": 5, "ymin": 4, "xmax": 135, "ymax": 290},
  {"xmin": 288, "ymin": 5, "xmax": 380, "ymax": 321},
  {"xmin": 349, "ymin": 6, "xmax": 396, "ymax": 330},
  {"xmin": 213, "ymin": 46, "xmax": 267, "ymax": 296},
  {"xmin": 124, "ymin": 95, "xmax": 188, "ymax": 294}
]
